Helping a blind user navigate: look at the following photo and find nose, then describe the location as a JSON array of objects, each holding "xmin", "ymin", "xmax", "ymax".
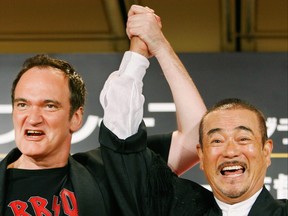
[
  {"xmin": 222, "ymin": 139, "xmax": 240, "ymax": 158},
  {"xmin": 27, "ymin": 107, "xmax": 43, "ymax": 126}
]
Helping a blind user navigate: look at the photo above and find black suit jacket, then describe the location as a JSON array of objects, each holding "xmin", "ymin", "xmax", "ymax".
[
  {"xmin": 204, "ymin": 187, "xmax": 288, "ymax": 215},
  {"xmin": 0, "ymin": 122, "xmax": 150, "ymax": 216}
]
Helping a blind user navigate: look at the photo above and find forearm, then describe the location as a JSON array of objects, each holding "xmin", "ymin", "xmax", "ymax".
[
  {"xmin": 155, "ymin": 40, "xmax": 207, "ymax": 175},
  {"xmin": 125, "ymin": 5, "xmax": 207, "ymax": 175}
]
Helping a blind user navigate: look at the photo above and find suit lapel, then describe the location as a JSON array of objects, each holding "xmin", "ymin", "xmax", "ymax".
[
  {"xmin": 0, "ymin": 148, "xmax": 22, "ymax": 215},
  {"xmin": 69, "ymin": 156, "xmax": 108, "ymax": 216}
]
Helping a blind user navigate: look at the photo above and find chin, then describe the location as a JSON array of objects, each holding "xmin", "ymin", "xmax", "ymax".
[
  {"xmin": 221, "ymin": 186, "xmax": 248, "ymax": 199},
  {"xmin": 19, "ymin": 145, "xmax": 43, "ymax": 157}
]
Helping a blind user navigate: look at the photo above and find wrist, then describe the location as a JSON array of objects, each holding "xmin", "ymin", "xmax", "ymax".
[{"xmin": 129, "ymin": 37, "xmax": 149, "ymax": 58}]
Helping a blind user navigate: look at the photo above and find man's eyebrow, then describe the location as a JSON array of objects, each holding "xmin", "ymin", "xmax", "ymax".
[
  {"xmin": 43, "ymin": 100, "xmax": 63, "ymax": 107},
  {"xmin": 44, "ymin": 99, "xmax": 61, "ymax": 104},
  {"xmin": 207, "ymin": 126, "xmax": 254, "ymax": 136},
  {"xmin": 235, "ymin": 125, "xmax": 254, "ymax": 134},
  {"xmin": 13, "ymin": 98, "xmax": 27, "ymax": 103},
  {"xmin": 207, "ymin": 128, "xmax": 222, "ymax": 136},
  {"xmin": 13, "ymin": 98, "xmax": 62, "ymax": 106}
]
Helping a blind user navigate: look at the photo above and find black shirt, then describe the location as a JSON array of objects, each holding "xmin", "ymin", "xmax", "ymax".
[{"xmin": 5, "ymin": 166, "xmax": 77, "ymax": 216}]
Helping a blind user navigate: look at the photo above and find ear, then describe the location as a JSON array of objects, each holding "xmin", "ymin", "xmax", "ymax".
[
  {"xmin": 70, "ymin": 107, "xmax": 83, "ymax": 133},
  {"xmin": 196, "ymin": 144, "xmax": 204, "ymax": 170},
  {"xmin": 263, "ymin": 139, "xmax": 273, "ymax": 167}
]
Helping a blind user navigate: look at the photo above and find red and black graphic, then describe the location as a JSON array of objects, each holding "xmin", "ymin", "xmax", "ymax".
[{"xmin": 8, "ymin": 189, "xmax": 78, "ymax": 216}]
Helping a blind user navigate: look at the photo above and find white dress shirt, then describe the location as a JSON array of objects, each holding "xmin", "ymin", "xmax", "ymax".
[
  {"xmin": 215, "ymin": 188, "xmax": 262, "ymax": 216},
  {"xmin": 100, "ymin": 51, "xmax": 149, "ymax": 139}
]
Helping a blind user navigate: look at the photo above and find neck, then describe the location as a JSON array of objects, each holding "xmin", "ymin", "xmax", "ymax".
[{"xmin": 8, "ymin": 154, "xmax": 68, "ymax": 170}]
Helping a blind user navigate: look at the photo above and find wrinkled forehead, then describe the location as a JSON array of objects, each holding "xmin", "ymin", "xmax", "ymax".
[
  {"xmin": 19, "ymin": 66, "xmax": 67, "ymax": 84},
  {"xmin": 26, "ymin": 66, "xmax": 66, "ymax": 76},
  {"xmin": 203, "ymin": 109, "xmax": 260, "ymax": 134},
  {"xmin": 15, "ymin": 67, "xmax": 70, "ymax": 96}
]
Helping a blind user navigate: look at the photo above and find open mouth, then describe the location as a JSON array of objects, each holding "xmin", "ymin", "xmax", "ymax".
[
  {"xmin": 220, "ymin": 165, "xmax": 245, "ymax": 175},
  {"xmin": 219, "ymin": 162, "xmax": 246, "ymax": 176},
  {"xmin": 26, "ymin": 130, "xmax": 45, "ymax": 136}
]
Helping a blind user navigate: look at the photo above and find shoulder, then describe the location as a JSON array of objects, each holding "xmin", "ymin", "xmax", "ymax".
[
  {"xmin": 251, "ymin": 187, "xmax": 288, "ymax": 215},
  {"xmin": 271, "ymin": 199, "xmax": 288, "ymax": 215},
  {"xmin": 72, "ymin": 148, "xmax": 103, "ymax": 166},
  {"xmin": 71, "ymin": 148, "xmax": 104, "ymax": 177},
  {"xmin": 174, "ymin": 177, "xmax": 213, "ymax": 201},
  {"xmin": 69, "ymin": 148, "xmax": 110, "ymax": 185},
  {"xmin": 170, "ymin": 177, "xmax": 214, "ymax": 215}
]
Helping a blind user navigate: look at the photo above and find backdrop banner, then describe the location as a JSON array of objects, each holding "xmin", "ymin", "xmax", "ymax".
[{"xmin": 0, "ymin": 52, "xmax": 287, "ymax": 199}]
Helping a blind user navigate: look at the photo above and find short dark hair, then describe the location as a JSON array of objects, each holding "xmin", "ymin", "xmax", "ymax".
[
  {"xmin": 11, "ymin": 54, "xmax": 86, "ymax": 118},
  {"xmin": 199, "ymin": 98, "xmax": 268, "ymax": 148}
]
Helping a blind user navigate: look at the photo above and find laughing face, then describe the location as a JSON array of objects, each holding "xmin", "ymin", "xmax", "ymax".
[
  {"xmin": 12, "ymin": 67, "xmax": 82, "ymax": 168},
  {"xmin": 197, "ymin": 109, "xmax": 273, "ymax": 204}
]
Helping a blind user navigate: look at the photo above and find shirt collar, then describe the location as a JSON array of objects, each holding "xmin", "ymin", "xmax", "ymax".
[{"xmin": 214, "ymin": 188, "xmax": 262, "ymax": 216}]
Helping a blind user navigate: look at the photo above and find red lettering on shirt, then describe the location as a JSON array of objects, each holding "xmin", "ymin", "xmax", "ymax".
[
  {"xmin": 7, "ymin": 189, "xmax": 78, "ymax": 216},
  {"xmin": 8, "ymin": 200, "xmax": 31, "ymax": 216},
  {"xmin": 29, "ymin": 196, "xmax": 52, "ymax": 216},
  {"xmin": 60, "ymin": 189, "xmax": 78, "ymax": 216},
  {"xmin": 52, "ymin": 196, "xmax": 61, "ymax": 216}
]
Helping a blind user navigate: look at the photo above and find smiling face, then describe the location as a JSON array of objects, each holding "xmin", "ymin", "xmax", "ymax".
[
  {"xmin": 12, "ymin": 66, "xmax": 83, "ymax": 169},
  {"xmin": 197, "ymin": 108, "xmax": 273, "ymax": 204}
]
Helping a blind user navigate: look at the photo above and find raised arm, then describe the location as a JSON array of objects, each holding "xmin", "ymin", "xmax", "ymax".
[
  {"xmin": 126, "ymin": 5, "xmax": 207, "ymax": 175},
  {"xmin": 99, "ymin": 6, "xmax": 211, "ymax": 215}
]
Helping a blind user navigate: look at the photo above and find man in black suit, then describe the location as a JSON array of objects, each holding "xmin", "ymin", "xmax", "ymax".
[
  {"xmin": 100, "ymin": 5, "xmax": 288, "ymax": 215},
  {"xmin": 195, "ymin": 98, "xmax": 288, "ymax": 215}
]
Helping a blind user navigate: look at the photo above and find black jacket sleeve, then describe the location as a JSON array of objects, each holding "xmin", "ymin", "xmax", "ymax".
[
  {"xmin": 99, "ymin": 121, "xmax": 150, "ymax": 216},
  {"xmin": 99, "ymin": 121, "xmax": 214, "ymax": 216},
  {"xmin": 147, "ymin": 133, "xmax": 172, "ymax": 163},
  {"xmin": 99, "ymin": 121, "xmax": 174, "ymax": 216}
]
